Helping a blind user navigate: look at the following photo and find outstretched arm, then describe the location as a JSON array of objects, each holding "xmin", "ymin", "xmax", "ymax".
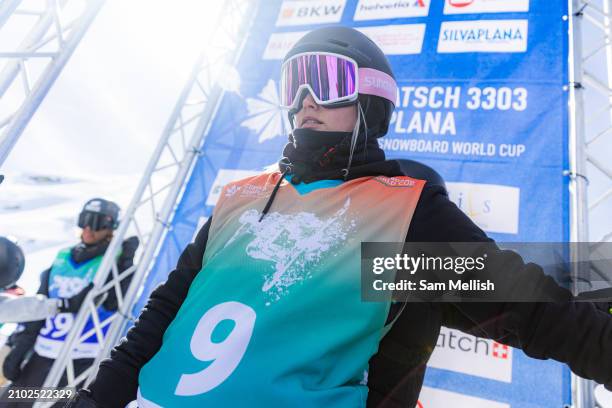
[{"xmin": 410, "ymin": 184, "xmax": 612, "ymax": 387}]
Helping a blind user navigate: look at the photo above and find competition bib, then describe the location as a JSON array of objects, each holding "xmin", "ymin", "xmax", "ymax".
[
  {"xmin": 138, "ymin": 172, "xmax": 424, "ymax": 407},
  {"xmin": 34, "ymin": 248, "xmax": 113, "ymax": 359}
]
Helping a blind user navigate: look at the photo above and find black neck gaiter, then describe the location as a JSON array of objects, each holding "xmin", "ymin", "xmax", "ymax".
[
  {"xmin": 278, "ymin": 128, "xmax": 398, "ymax": 184},
  {"xmin": 71, "ymin": 239, "xmax": 109, "ymax": 264}
]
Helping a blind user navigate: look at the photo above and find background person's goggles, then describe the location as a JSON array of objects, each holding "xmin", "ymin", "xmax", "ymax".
[
  {"xmin": 78, "ymin": 211, "xmax": 115, "ymax": 231},
  {"xmin": 280, "ymin": 52, "xmax": 398, "ymax": 111}
]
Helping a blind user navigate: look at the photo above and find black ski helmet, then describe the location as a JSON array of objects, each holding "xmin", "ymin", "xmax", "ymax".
[
  {"xmin": 78, "ymin": 198, "xmax": 120, "ymax": 231},
  {"xmin": 0, "ymin": 237, "xmax": 25, "ymax": 289},
  {"xmin": 283, "ymin": 26, "xmax": 396, "ymax": 137}
]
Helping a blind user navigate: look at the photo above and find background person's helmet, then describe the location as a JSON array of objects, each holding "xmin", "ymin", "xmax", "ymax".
[
  {"xmin": 0, "ymin": 237, "xmax": 25, "ymax": 289},
  {"xmin": 78, "ymin": 198, "xmax": 120, "ymax": 231},
  {"xmin": 283, "ymin": 26, "xmax": 396, "ymax": 137}
]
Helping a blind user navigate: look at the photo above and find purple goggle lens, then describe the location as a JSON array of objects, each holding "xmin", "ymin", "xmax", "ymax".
[
  {"xmin": 280, "ymin": 52, "xmax": 398, "ymax": 111},
  {"xmin": 280, "ymin": 53, "xmax": 358, "ymax": 110}
]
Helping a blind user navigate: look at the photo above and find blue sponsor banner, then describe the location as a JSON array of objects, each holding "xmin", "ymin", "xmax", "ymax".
[{"xmin": 135, "ymin": 0, "xmax": 571, "ymax": 406}]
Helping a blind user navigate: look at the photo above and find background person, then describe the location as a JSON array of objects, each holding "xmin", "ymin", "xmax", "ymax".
[{"xmin": 1, "ymin": 199, "xmax": 138, "ymax": 407}]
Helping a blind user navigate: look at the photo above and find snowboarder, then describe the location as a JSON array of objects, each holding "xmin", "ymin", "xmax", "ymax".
[
  {"xmin": 2, "ymin": 199, "xmax": 138, "ymax": 407},
  {"xmin": 69, "ymin": 27, "xmax": 612, "ymax": 407}
]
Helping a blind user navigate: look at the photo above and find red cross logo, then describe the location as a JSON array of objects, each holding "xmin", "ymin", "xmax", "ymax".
[{"xmin": 492, "ymin": 342, "xmax": 509, "ymax": 359}]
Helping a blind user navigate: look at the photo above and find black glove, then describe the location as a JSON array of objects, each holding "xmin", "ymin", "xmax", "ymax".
[
  {"xmin": 575, "ymin": 287, "xmax": 612, "ymax": 315},
  {"xmin": 63, "ymin": 389, "xmax": 99, "ymax": 408},
  {"xmin": 58, "ymin": 283, "xmax": 94, "ymax": 314},
  {"xmin": 2, "ymin": 341, "xmax": 30, "ymax": 381},
  {"xmin": 122, "ymin": 236, "xmax": 139, "ymax": 256}
]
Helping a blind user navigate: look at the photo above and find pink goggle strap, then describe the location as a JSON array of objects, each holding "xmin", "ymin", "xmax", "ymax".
[{"xmin": 358, "ymin": 68, "xmax": 398, "ymax": 106}]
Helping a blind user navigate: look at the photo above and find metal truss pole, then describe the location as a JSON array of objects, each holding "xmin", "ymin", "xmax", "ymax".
[
  {"xmin": 37, "ymin": 1, "xmax": 258, "ymax": 405},
  {"xmin": 0, "ymin": 0, "xmax": 21, "ymax": 30},
  {"xmin": 569, "ymin": 0, "xmax": 594, "ymax": 406},
  {"xmin": 579, "ymin": 0, "xmax": 612, "ymax": 244},
  {"xmin": 569, "ymin": 0, "xmax": 592, "ymax": 298},
  {"xmin": 0, "ymin": 0, "xmax": 104, "ymax": 167}
]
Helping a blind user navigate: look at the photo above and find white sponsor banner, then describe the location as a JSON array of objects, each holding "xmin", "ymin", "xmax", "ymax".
[
  {"xmin": 438, "ymin": 19, "xmax": 528, "ymax": 53},
  {"xmin": 447, "ymin": 181, "xmax": 520, "ymax": 234},
  {"xmin": 357, "ymin": 24, "xmax": 426, "ymax": 55},
  {"xmin": 354, "ymin": 0, "xmax": 430, "ymax": 21},
  {"xmin": 428, "ymin": 327, "xmax": 513, "ymax": 383},
  {"xmin": 206, "ymin": 169, "xmax": 261, "ymax": 206},
  {"xmin": 444, "ymin": 0, "xmax": 529, "ymax": 15},
  {"xmin": 418, "ymin": 386, "xmax": 510, "ymax": 408},
  {"xmin": 276, "ymin": 0, "xmax": 346, "ymax": 26},
  {"xmin": 263, "ymin": 31, "xmax": 308, "ymax": 60}
]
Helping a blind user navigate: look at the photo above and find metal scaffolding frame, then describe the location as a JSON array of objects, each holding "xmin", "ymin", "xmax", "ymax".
[
  {"xmin": 0, "ymin": 0, "xmax": 104, "ymax": 167},
  {"xmin": 570, "ymin": 0, "xmax": 612, "ymax": 406},
  {"xmin": 36, "ymin": 1, "xmax": 258, "ymax": 405},
  {"xmin": 577, "ymin": 0, "xmax": 612, "ymax": 245}
]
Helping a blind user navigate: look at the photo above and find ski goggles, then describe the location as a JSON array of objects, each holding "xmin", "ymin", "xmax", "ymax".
[
  {"xmin": 78, "ymin": 211, "xmax": 116, "ymax": 231},
  {"xmin": 280, "ymin": 52, "xmax": 397, "ymax": 111}
]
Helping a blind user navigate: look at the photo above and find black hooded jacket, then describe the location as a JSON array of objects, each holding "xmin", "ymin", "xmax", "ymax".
[{"xmin": 80, "ymin": 160, "xmax": 612, "ymax": 408}]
